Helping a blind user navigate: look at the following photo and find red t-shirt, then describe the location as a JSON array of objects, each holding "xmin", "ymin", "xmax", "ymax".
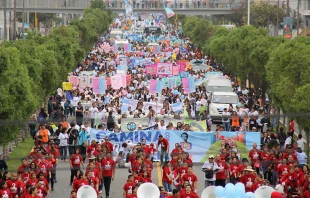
[
  {"xmin": 131, "ymin": 161, "xmax": 142, "ymax": 173},
  {"xmin": 123, "ymin": 182, "xmax": 135, "ymax": 198},
  {"xmin": 240, "ymin": 174, "xmax": 256, "ymax": 192},
  {"xmin": 7, "ymin": 179, "xmax": 20, "ymax": 197},
  {"xmin": 216, "ymin": 160, "xmax": 229, "ymax": 180},
  {"xmin": 102, "ymin": 142, "xmax": 113, "ymax": 152},
  {"xmin": 182, "ymin": 173, "xmax": 198, "ymax": 187},
  {"xmin": 70, "ymin": 154, "xmax": 83, "ymax": 168},
  {"xmin": 87, "ymin": 144, "xmax": 98, "ymax": 155},
  {"xmin": 37, "ymin": 186, "xmax": 47, "ymax": 198},
  {"xmin": 101, "ymin": 158, "xmax": 115, "ymax": 177},
  {"xmin": 37, "ymin": 179, "xmax": 49, "ymax": 191},
  {"xmin": 26, "ymin": 179, "xmax": 38, "ymax": 188},
  {"xmin": 133, "ymin": 176, "xmax": 141, "ymax": 184},
  {"xmin": 248, "ymin": 149, "xmax": 260, "ymax": 165},
  {"xmin": 129, "ymin": 154, "xmax": 136, "ymax": 164},
  {"xmin": 25, "ymin": 195, "xmax": 40, "ymax": 198},
  {"xmin": 157, "ymin": 138, "xmax": 169, "ymax": 151},
  {"xmin": 162, "ymin": 166, "xmax": 172, "ymax": 184},
  {"xmin": 127, "ymin": 194, "xmax": 138, "ymax": 198},
  {"xmin": 73, "ymin": 179, "xmax": 89, "ymax": 191},
  {"xmin": 0, "ymin": 188, "xmax": 12, "ymax": 198},
  {"xmin": 180, "ymin": 191, "xmax": 199, "ymax": 198},
  {"xmin": 17, "ymin": 165, "xmax": 29, "ymax": 175},
  {"xmin": 38, "ymin": 161, "xmax": 52, "ymax": 178}
]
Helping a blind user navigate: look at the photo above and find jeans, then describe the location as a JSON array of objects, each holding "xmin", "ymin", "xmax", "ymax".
[
  {"xmin": 160, "ymin": 149, "xmax": 169, "ymax": 165},
  {"xmin": 70, "ymin": 167, "xmax": 80, "ymax": 184},
  {"xmin": 90, "ymin": 119, "xmax": 95, "ymax": 128},
  {"xmin": 205, "ymin": 180, "xmax": 215, "ymax": 188},
  {"xmin": 272, "ymin": 172, "xmax": 278, "ymax": 186},
  {"xmin": 99, "ymin": 177, "xmax": 104, "ymax": 191},
  {"xmin": 215, "ymin": 179, "xmax": 225, "ymax": 187},
  {"xmin": 59, "ymin": 146, "xmax": 68, "ymax": 160},
  {"xmin": 162, "ymin": 181, "xmax": 172, "ymax": 192},
  {"xmin": 103, "ymin": 176, "xmax": 112, "ymax": 196},
  {"xmin": 223, "ymin": 122, "xmax": 230, "ymax": 131},
  {"xmin": 69, "ymin": 145, "xmax": 75, "ymax": 156}
]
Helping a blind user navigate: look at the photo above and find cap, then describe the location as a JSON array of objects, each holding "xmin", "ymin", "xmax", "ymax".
[
  {"xmin": 81, "ymin": 125, "xmax": 86, "ymax": 129},
  {"xmin": 208, "ymin": 155, "xmax": 214, "ymax": 159},
  {"xmin": 271, "ymin": 192, "xmax": 282, "ymax": 198},
  {"xmin": 252, "ymin": 127, "xmax": 257, "ymax": 130}
]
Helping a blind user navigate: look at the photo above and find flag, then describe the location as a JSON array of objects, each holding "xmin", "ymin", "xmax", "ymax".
[
  {"xmin": 171, "ymin": 102, "xmax": 183, "ymax": 114},
  {"xmin": 66, "ymin": 91, "xmax": 73, "ymax": 101},
  {"xmin": 124, "ymin": 43, "xmax": 132, "ymax": 52},
  {"xmin": 189, "ymin": 76, "xmax": 196, "ymax": 92}
]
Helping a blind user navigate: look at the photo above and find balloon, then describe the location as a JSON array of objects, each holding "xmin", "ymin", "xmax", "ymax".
[
  {"xmin": 235, "ymin": 183, "xmax": 246, "ymax": 197},
  {"xmin": 235, "ymin": 183, "xmax": 245, "ymax": 190},
  {"xmin": 245, "ymin": 192, "xmax": 255, "ymax": 198},
  {"xmin": 220, "ymin": 197, "xmax": 226, "ymax": 198},
  {"xmin": 214, "ymin": 186, "xmax": 225, "ymax": 198},
  {"xmin": 225, "ymin": 184, "xmax": 236, "ymax": 198}
]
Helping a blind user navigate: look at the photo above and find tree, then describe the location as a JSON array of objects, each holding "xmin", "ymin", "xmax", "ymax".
[{"xmin": 265, "ymin": 37, "xmax": 310, "ymax": 162}]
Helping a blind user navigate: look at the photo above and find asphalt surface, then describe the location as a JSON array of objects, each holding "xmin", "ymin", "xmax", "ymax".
[{"xmin": 49, "ymin": 161, "xmax": 206, "ymax": 198}]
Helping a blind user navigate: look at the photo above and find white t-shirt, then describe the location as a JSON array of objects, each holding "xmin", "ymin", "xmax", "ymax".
[
  {"xmin": 297, "ymin": 139, "xmax": 304, "ymax": 151},
  {"xmin": 58, "ymin": 133, "xmax": 68, "ymax": 146},
  {"xmin": 202, "ymin": 161, "xmax": 219, "ymax": 181},
  {"xmin": 89, "ymin": 107, "xmax": 99, "ymax": 119},
  {"xmin": 196, "ymin": 101, "xmax": 201, "ymax": 112}
]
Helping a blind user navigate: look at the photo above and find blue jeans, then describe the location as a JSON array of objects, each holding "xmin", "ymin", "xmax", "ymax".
[
  {"xmin": 160, "ymin": 149, "xmax": 169, "ymax": 165},
  {"xmin": 205, "ymin": 180, "xmax": 215, "ymax": 188},
  {"xmin": 223, "ymin": 122, "xmax": 230, "ymax": 131},
  {"xmin": 59, "ymin": 146, "xmax": 68, "ymax": 160},
  {"xmin": 162, "ymin": 181, "xmax": 172, "ymax": 192}
]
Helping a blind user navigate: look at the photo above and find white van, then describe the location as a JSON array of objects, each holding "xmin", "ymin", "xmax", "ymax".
[
  {"xmin": 206, "ymin": 78, "xmax": 232, "ymax": 93},
  {"xmin": 110, "ymin": 29, "xmax": 123, "ymax": 38},
  {"xmin": 208, "ymin": 92, "xmax": 238, "ymax": 121}
]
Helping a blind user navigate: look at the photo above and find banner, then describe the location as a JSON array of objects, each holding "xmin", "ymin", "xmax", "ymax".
[
  {"xmin": 164, "ymin": 7, "xmax": 175, "ymax": 18},
  {"xmin": 69, "ymin": 76, "xmax": 79, "ymax": 88},
  {"xmin": 157, "ymin": 63, "xmax": 173, "ymax": 75},
  {"xmin": 124, "ymin": 43, "xmax": 132, "ymax": 52},
  {"xmin": 178, "ymin": 61, "xmax": 187, "ymax": 72},
  {"xmin": 168, "ymin": 77, "xmax": 176, "ymax": 88},
  {"xmin": 156, "ymin": 80, "xmax": 164, "ymax": 93},
  {"xmin": 283, "ymin": 17, "xmax": 293, "ymax": 39},
  {"xmin": 93, "ymin": 77, "xmax": 106, "ymax": 94},
  {"xmin": 111, "ymin": 75, "xmax": 123, "ymax": 89},
  {"xmin": 121, "ymin": 98, "xmax": 139, "ymax": 112},
  {"xmin": 146, "ymin": 65, "xmax": 157, "ymax": 75},
  {"xmin": 180, "ymin": 71, "xmax": 189, "ymax": 78},
  {"xmin": 171, "ymin": 102, "xmax": 183, "ymax": 113},
  {"xmin": 62, "ymin": 82, "xmax": 72, "ymax": 90},
  {"xmin": 79, "ymin": 76, "xmax": 93, "ymax": 88},
  {"xmin": 182, "ymin": 78, "xmax": 189, "ymax": 93},
  {"xmin": 217, "ymin": 132, "xmax": 261, "ymax": 150},
  {"xmin": 90, "ymin": 129, "xmax": 215, "ymax": 162},
  {"xmin": 153, "ymin": 45, "xmax": 161, "ymax": 54},
  {"xmin": 185, "ymin": 120, "xmax": 207, "ymax": 132},
  {"xmin": 172, "ymin": 66, "xmax": 179, "ymax": 76},
  {"xmin": 189, "ymin": 76, "xmax": 196, "ymax": 92}
]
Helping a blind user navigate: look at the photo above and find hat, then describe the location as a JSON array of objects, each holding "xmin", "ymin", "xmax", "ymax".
[
  {"xmin": 208, "ymin": 155, "xmax": 215, "ymax": 159},
  {"xmin": 81, "ymin": 125, "xmax": 86, "ymax": 129},
  {"xmin": 252, "ymin": 127, "xmax": 257, "ymax": 130},
  {"xmin": 244, "ymin": 166, "xmax": 255, "ymax": 172},
  {"xmin": 271, "ymin": 192, "xmax": 282, "ymax": 198},
  {"xmin": 138, "ymin": 125, "xmax": 142, "ymax": 128}
]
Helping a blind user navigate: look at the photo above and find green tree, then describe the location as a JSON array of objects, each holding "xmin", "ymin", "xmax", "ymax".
[{"xmin": 266, "ymin": 37, "xmax": 310, "ymax": 161}]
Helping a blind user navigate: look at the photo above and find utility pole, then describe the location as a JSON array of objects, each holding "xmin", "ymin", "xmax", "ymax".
[
  {"xmin": 287, "ymin": 0, "xmax": 290, "ymax": 16},
  {"xmin": 22, "ymin": 0, "xmax": 25, "ymax": 34},
  {"xmin": 13, "ymin": 0, "xmax": 16, "ymax": 40},
  {"xmin": 247, "ymin": 0, "xmax": 250, "ymax": 25},
  {"xmin": 3, "ymin": 0, "xmax": 7, "ymax": 40},
  {"xmin": 277, "ymin": 0, "xmax": 279, "ymax": 36},
  {"xmin": 297, "ymin": 0, "xmax": 300, "ymax": 35}
]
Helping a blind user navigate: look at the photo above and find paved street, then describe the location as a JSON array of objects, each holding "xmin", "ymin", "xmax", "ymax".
[{"xmin": 49, "ymin": 161, "xmax": 206, "ymax": 198}]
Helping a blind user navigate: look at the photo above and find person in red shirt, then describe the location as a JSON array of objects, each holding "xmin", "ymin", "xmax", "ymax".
[
  {"xmin": 141, "ymin": 171, "xmax": 152, "ymax": 183},
  {"xmin": 70, "ymin": 148, "xmax": 84, "ymax": 185},
  {"xmin": 0, "ymin": 181, "xmax": 12, "ymax": 198},
  {"xmin": 170, "ymin": 154, "xmax": 179, "ymax": 172},
  {"xmin": 21, "ymin": 184, "xmax": 32, "ymax": 198},
  {"xmin": 72, "ymin": 171, "xmax": 89, "ymax": 192},
  {"xmin": 157, "ymin": 135, "xmax": 170, "ymax": 165},
  {"xmin": 101, "ymin": 152, "xmax": 115, "ymax": 198},
  {"xmin": 215, "ymin": 153, "xmax": 229, "ymax": 187},
  {"xmin": 87, "ymin": 140, "xmax": 98, "ymax": 158},
  {"xmin": 25, "ymin": 187, "xmax": 40, "ymax": 198},
  {"xmin": 86, "ymin": 171, "xmax": 99, "ymax": 191},
  {"xmin": 133, "ymin": 171, "xmax": 142, "ymax": 184},
  {"xmin": 37, "ymin": 157, "xmax": 52, "ymax": 180},
  {"xmin": 170, "ymin": 143, "xmax": 182, "ymax": 158},
  {"xmin": 26, "ymin": 173, "xmax": 38, "ymax": 188},
  {"xmin": 131, "ymin": 157, "xmax": 143, "ymax": 174},
  {"xmin": 303, "ymin": 183, "xmax": 310, "ymax": 198},
  {"xmin": 126, "ymin": 184, "xmax": 138, "ymax": 198},
  {"xmin": 251, "ymin": 174, "xmax": 263, "ymax": 192},
  {"xmin": 123, "ymin": 175, "xmax": 135, "ymax": 198},
  {"xmin": 289, "ymin": 119, "xmax": 295, "ymax": 132},
  {"xmin": 101, "ymin": 137, "xmax": 113, "ymax": 153},
  {"xmin": 180, "ymin": 185, "xmax": 199, "ymax": 198},
  {"xmin": 182, "ymin": 167, "xmax": 198, "ymax": 192},
  {"xmin": 166, "ymin": 189, "xmax": 180, "ymax": 198},
  {"xmin": 144, "ymin": 155, "xmax": 153, "ymax": 178},
  {"xmin": 229, "ymin": 157, "xmax": 239, "ymax": 184},
  {"xmin": 17, "ymin": 158, "xmax": 29, "ymax": 176},
  {"xmin": 248, "ymin": 143, "xmax": 260, "ymax": 171},
  {"xmin": 37, "ymin": 173, "xmax": 49, "ymax": 193},
  {"xmin": 281, "ymin": 166, "xmax": 299, "ymax": 196},
  {"xmin": 240, "ymin": 166, "xmax": 256, "ymax": 192},
  {"xmin": 162, "ymin": 162, "xmax": 172, "ymax": 193},
  {"xmin": 183, "ymin": 153, "xmax": 193, "ymax": 167},
  {"xmin": 36, "ymin": 182, "xmax": 47, "ymax": 198},
  {"xmin": 7, "ymin": 172, "xmax": 20, "ymax": 198}
]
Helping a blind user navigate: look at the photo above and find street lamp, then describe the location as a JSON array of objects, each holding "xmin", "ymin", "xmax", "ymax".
[{"xmin": 247, "ymin": 0, "xmax": 250, "ymax": 25}]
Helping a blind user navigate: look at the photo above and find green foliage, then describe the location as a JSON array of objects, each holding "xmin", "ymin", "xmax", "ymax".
[{"xmin": 0, "ymin": 5, "xmax": 112, "ymax": 145}]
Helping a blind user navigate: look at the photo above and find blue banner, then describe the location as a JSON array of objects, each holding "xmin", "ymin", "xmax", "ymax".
[
  {"xmin": 217, "ymin": 132, "xmax": 261, "ymax": 150},
  {"xmin": 189, "ymin": 76, "xmax": 196, "ymax": 92}
]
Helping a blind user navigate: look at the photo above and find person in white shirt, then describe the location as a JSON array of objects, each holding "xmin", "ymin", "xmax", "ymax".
[
  {"xmin": 89, "ymin": 103, "xmax": 99, "ymax": 128},
  {"xmin": 297, "ymin": 134, "xmax": 304, "ymax": 151},
  {"xmin": 284, "ymin": 134, "xmax": 293, "ymax": 148},
  {"xmin": 202, "ymin": 155, "xmax": 219, "ymax": 187},
  {"xmin": 195, "ymin": 98, "xmax": 202, "ymax": 120},
  {"xmin": 222, "ymin": 108, "xmax": 231, "ymax": 131},
  {"xmin": 158, "ymin": 120, "xmax": 167, "ymax": 130},
  {"xmin": 58, "ymin": 130, "xmax": 69, "ymax": 161}
]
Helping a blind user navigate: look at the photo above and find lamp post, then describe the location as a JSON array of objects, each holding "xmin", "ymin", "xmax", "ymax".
[{"xmin": 247, "ymin": 0, "xmax": 250, "ymax": 25}]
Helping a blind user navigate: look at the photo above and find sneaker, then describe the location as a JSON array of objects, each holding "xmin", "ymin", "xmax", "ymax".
[{"xmin": 99, "ymin": 190, "xmax": 102, "ymax": 193}]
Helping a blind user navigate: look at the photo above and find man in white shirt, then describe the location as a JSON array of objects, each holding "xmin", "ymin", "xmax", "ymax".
[
  {"xmin": 202, "ymin": 155, "xmax": 219, "ymax": 187},
  {"xmin": 222, "ymin": 108, "xmax": 231, "ymax": 131},
  {"xmin": 89, "ymin": 103, "xmax": 99, "ymax": 128},
  {"xmin": 195, "ymin": 98, "xmax": 202, "ymax": 121},
  {"xmin": 297, "ymin": 134, "xmax": 304, "ymax": 151},
  {"xmin": 158, "ymin": 120, "xmax": 166, "ymax": 130}
]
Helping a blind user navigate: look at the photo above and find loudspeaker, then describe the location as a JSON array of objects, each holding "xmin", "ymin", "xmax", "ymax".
[
  {"xmin": 254, "ymin": 186, "xmax": 275, "ymax": 198},
  {"xmin": 201, "ymin": 186, "xmax": 217, "ymax": 198},
  {"xmin": 77, "ymin": 185, "xmax": 97, "ymax": 198},
  {"xmin": 137, "ymin": 183, "xmax": 160, "ymax": 198}
]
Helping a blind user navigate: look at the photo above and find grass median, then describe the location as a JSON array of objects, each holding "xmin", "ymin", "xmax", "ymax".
[{"xmin": 6, "ymin": 137, "xmax": 34, "ymax": 172}]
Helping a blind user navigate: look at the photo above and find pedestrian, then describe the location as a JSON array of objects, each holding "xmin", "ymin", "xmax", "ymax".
[{"xmin": 156, "ymin": 135, "xmax": 170, "ymax": 165}]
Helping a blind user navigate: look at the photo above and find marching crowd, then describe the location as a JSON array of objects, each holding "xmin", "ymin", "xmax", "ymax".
[{"xmin": 1, "ymin": 13, "xmax": 308, "ymax": 198}]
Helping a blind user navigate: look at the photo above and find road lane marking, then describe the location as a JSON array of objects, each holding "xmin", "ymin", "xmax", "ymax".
[{"xmin": 156, "ymin": 162, "xmax": 163, "ymax": 186}]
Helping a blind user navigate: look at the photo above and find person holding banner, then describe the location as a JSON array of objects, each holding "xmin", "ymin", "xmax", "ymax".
[{"xmin": 157, "ymin": 135, "xmax": 170, "ymax": 165}]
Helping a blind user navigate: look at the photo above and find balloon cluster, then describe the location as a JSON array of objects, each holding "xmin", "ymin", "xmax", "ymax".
[{"xmin": 214, "ymin": 183, "xmax": 255, "ymax": 198}]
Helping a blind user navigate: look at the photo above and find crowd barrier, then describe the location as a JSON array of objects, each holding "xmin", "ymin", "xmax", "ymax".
[{"xmin": 89, "ymin": 130, "xmax": 261, "ymax": 162}]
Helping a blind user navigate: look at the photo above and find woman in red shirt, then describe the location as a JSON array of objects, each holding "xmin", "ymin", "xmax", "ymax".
[
  {"xmin": 162, "ymin": 162, "xmax": 172, "ymax": 193},
  {"xmin": 25, "ymin": 187, "xmax": 40, "ymax": 198},
  {"xmin": 127, "ymin": 185, "xmax": 138, "ymax": 198},
  {"xmin": 141, "ymin": 171, "xmax": 152, "ymax": 183},
  {"xmin": 0, "ymin": 181, "xmax": 12, "ymax": 198}
]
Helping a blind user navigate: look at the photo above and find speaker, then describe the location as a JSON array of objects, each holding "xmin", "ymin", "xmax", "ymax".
[
  {"xmin": 254, "ymin": 186, "xmax": 275, "ymax": 198},
  {"xmin": 77, "ymin": 185, "xmax": 97, "ymax": 198},
  {"xmin": 137, "ymin": 183, "xmax": 160, "ymax": 198},
  {"xmin": 201, "ymin": 186, "xmax": 217, "ymax": 198}
]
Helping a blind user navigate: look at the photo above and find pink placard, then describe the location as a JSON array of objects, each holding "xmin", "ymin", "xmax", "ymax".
[
  {"xmin": 92, "ymin": 77, "xmax": 100, "ymax": 94},
  {"xmin": 69, "ymin": 76, "xmax": 79, "ymax": 87},
  {"xmin": 172, "ymin": 66, "xmax": 179, "ymax": 76},
  {"xmin": 149, "ymin": 79, "xmax": 157, "ymax": 94},
  {"xmin": 182, "ymin": 78, "xmax": 189, "ymax": 93},
  {"xmin": 178, "ymin": 62, "xmax": 187, "ymax": 72},
  {"xmin": 126, "ymin": 75, "xmax": 131, "ymax": 85}
]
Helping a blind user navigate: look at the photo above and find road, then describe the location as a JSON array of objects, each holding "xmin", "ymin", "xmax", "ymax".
[{"xmin": 49, "ymin": 161, "xmax": 207, "ymax": 198}]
